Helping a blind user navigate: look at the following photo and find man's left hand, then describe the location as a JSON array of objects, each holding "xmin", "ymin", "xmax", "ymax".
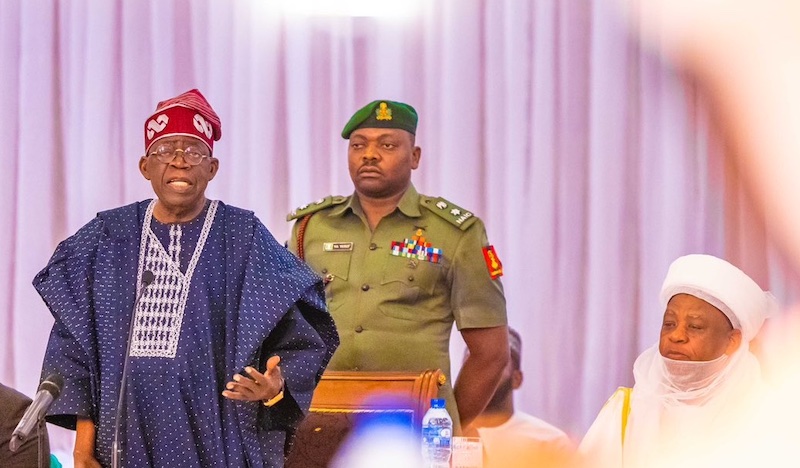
[{"xmin": 222, "ymin": 355, "xmax": 284, "ymax": 402}]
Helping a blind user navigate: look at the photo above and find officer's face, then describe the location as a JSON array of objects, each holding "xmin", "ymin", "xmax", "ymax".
[{"xmin": 347, "ymin": 128, "xmax": 421, "ymax": 200}]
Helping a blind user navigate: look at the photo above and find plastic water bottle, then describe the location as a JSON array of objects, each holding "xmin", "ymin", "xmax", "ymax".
[{"xmin": 421, "ymin": 398, "xmax": 452, "ymax": 468}]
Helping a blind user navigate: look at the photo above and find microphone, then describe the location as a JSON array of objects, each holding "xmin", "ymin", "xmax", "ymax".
[
  {"xmin": 9, "ymin": 374, "xmax": 64, "ymax": 452},
  {"xmin": 112, "ymin": 270, "xmax": 155, "ymax": 468}
]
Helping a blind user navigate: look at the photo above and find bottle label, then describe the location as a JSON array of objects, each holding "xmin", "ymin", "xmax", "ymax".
[{"xmin": 423, "ymin": 424, "xmax": 452, "ymax": 449}]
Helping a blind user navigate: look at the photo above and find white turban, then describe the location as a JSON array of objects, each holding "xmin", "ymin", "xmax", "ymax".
[
  {"xmin": 659, "ymin": 254, "xmax": 775, "ymax": 342},
  {"xmin": 600, "ymin": 254, "xmax": 778, "ymax": 467}
]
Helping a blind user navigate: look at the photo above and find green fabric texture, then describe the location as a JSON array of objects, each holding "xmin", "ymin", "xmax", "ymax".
[{"xmin": 341, "ymin": 100, "xmax": 418, "ymax": 138}]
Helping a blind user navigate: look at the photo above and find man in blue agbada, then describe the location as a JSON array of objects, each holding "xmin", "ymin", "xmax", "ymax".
[{"xmin": 35, "ymin": 89, "xmax": 339, "ymax": 468}]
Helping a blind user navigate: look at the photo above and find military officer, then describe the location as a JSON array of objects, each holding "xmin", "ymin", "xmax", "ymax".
[{"xmin": 287, "ymin": 100, "xmax": 509, "ymax": 433}]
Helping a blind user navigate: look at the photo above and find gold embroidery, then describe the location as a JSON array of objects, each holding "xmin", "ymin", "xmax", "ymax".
[
  {"xmin": 487, "ymin": 250, "xmax": 500, "ymax": 268},
  {"xmin": 376, "ymin": 102, "xmax": 393, "ymax": 121}
]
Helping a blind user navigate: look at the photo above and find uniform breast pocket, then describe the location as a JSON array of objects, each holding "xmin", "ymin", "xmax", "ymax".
[
  {"xmin": 309, "ymin": 252, "xmax": 351, "ymax": 312},
  {"xmin": 378, "ymin": 255, "xmax": 444, "ymax": 321}
]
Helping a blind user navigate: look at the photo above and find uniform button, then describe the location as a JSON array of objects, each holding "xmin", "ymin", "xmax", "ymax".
[
  {"xmin": 408, "ymin": 276, "xmax": 414, "ymax": 282},
  {"xmin": 369, "ymin": 243, "xmax": 378, "ymax": 250},
  {"xmin": 361, "ymin": 284, "xmax": 370, "ymax": 291},
  {"xmin": 355, "ymin": 326, "xmax": 363, "ymax": 333},
  {"xmin": 321, "ymin": 268, "xmax": 328, "ymax": 274}
]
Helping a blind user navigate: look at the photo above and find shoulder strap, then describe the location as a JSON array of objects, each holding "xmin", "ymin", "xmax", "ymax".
[
  {"xmin": 620, "ymin": 387, "xmax": 632, "ymax": 447},
  {"xmin": 286, "ymin": 196, "xmax": 346, "ymax": 221},
  {"xmin": 419, "ymin": 196, "xmax": 479, "ymax": 230}
]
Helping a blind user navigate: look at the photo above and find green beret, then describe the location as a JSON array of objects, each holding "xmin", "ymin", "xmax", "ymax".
[{"xmin": 341, "ymin": 100, "xmax": 418, "ymax": 139}]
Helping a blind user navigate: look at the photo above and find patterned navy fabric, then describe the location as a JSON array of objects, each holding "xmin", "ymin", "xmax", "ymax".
[{"xmin": 34, "ymin": 200, "xmax": 339, "ymax": 467}]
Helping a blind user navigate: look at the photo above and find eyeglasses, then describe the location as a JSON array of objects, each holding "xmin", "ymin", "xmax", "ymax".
[{"xmin": 148, "ymin": 144, "xmax": 210, "ymax": 166}]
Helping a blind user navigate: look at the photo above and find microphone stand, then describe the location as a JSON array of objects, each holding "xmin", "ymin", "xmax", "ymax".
[
  {"xmin": 37, "ymin": 420, "xmax": 44, "ymax": 468},
  {"xmin": 112, "ymin": 271, "xmax": 154, "ymax": 468}
]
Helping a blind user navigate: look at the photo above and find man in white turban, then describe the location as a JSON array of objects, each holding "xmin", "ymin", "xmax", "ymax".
[{"xmin": 578, "ymin": 254, "xmax": 775, "ymax": 468}]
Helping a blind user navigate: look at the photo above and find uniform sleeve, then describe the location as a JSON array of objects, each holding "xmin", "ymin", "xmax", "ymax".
[{"xmin": 450, "ymin": 219, "xmax": 508, "ymax": 330}]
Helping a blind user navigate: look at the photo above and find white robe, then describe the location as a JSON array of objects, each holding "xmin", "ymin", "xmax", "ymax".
[
  {"xmin": 477, "ymin": 411, "xmax": 574, "ymax": 468},
  {"xmin": 578, "ymin": 346, "xmax": 765, "ymax": 468}
]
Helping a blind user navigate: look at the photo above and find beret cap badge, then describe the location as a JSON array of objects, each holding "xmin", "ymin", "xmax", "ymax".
[
  {"xmin": 376, "ymin": 102, "xmax": 393, "ymax": 121},
  {"xmin": 341, "ymin": 99, "xmax": 418, "ymax": 139}
]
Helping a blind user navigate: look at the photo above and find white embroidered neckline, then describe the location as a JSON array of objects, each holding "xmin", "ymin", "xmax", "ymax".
[{"xmin": 130, "ymin": 199, "xmax": 219, "ymax": 358}]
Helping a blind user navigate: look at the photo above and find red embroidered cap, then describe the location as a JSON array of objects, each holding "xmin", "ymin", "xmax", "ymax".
[{"xmin": 144, "ymin": 89, "xmax": 222, "ymax": 154}]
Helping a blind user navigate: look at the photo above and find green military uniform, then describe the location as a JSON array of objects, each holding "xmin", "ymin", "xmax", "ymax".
[{"xmin": 287, "ymin": 184, "xmax": 507, "ymax": 430}]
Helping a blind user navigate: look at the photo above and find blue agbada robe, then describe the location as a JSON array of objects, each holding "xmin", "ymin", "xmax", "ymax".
[{"xmin": 35, "ymin": 201, "xmax": 339, "ymax": 467}]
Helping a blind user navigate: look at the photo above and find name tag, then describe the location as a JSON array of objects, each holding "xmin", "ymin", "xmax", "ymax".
[{"xmin": 323, "ymin": 242, "xmax": 353, "ymax": 252}]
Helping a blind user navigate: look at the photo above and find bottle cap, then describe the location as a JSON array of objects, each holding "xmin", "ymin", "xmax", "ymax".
[{"xmin": 431, "ymin": 398, "xmax": 446, "ymax": 408}]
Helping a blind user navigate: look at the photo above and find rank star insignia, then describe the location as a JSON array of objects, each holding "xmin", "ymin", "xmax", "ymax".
[{"xmin": 450, "ymin": 208, "xmax": 461, "ymax": 216}]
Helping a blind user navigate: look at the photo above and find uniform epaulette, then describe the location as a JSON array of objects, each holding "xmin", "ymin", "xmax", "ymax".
[
  {"xmin": 420, "ymin": 196, "xmax": 479, "ymax": 231},
  {"xmin": 286, "ymin": 196, "xmax": 347, "ymax": 221}
]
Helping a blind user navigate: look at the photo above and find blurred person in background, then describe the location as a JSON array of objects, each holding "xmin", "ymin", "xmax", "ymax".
[
  {"xmin": 467, "ymin": 328, "xmax": 574, "ymax": 468},
  {"xmin": 617, "ymin": 1, "xmax": 800, "ymax": 465}
]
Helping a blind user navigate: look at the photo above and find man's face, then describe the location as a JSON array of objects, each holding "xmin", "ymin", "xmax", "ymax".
[
  {"xmin": 347, "ymin": 128, "xmax": 421, "ymax": 199},
  {"xmin": 659, "ymin": 293, "xmax": 742, "ymax": 361},
  {"xmin": 139, "ymin": 136, "xmax": 218, "ymax": 217}
]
